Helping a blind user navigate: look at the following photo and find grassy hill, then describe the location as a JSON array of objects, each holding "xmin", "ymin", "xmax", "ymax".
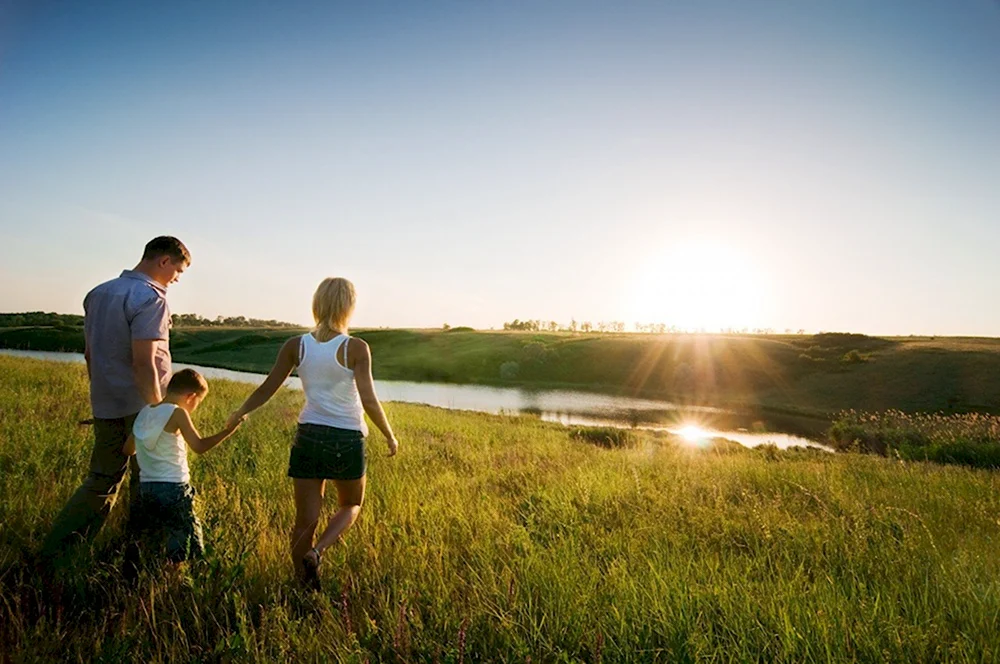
[
  {"xmin": 5, "ymin": 325, "xmax": 1000, "ymax": 418},
  {"xmin": 4, "ymin": 355, "xmax": 1000, "ymax": 661}
]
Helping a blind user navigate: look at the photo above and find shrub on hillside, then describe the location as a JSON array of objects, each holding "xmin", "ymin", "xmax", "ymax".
[
  {"xmin": 840, "ymin": 349, "xmax": 872, "ymax": 364},
  {"xmin": 499, "ymin": 361, "xmax": 520, "ymax": 380},
  {"xmin": 521, "ymin": 341, "xmax": 555, "ymax": 365}
]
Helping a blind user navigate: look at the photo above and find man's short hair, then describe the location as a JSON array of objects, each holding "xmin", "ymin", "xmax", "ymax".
[
  {"xmin": 166, "ymin": 368, "xmax": 209, "ymax": 396},
  {"xmin": 143, "ymin": 236, "xmax": 191, "ymax": 265}
]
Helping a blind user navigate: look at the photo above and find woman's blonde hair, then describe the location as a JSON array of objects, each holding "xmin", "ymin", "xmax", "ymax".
[{"xmin": 312, "ymin": 277, "xmax": 356, "ymax": 340}]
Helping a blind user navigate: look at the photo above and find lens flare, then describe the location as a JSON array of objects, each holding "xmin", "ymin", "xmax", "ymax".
[{"xmin": 677, "ymin": 424, "xmax": 709, "ymax": 444}]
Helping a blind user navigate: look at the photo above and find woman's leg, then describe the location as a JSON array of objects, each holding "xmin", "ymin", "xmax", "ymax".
[
  {"xmin": 291, "ymin": 479, "xmax": 325, "ymax": 577},
  {"xmin": 312, "ymin": 475, "xmax": 366, "ymax": 555}
]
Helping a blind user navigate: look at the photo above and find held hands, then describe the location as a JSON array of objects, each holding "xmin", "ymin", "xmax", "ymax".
[{"xmin": 226, "ymin": 411, "xmax": 247, "ymax": 431}]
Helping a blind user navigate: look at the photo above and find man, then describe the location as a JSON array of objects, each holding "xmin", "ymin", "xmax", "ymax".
[{"xmin": 41, "ymin": 236, "xmax": 190, "ymax": 558}]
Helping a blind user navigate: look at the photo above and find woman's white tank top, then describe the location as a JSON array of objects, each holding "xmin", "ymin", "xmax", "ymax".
[
  {"xmin": 133, "ymin": 403, "xmax": 190, "ymax": 483},
  {"xmin": 297, "ymin": 333, "xmax": 368, "ymax": 435}
]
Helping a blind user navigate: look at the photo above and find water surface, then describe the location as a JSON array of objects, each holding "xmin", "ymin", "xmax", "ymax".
[{"xmin": 2, "ymin": 349, "xmax": 831, "ymax": 450}]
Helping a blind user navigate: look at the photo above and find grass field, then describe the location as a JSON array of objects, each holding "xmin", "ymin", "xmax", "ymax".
[
  {"xmin": 7, "ymin": 325, "xmax": 1000, "ymax": 419},
  {"xmin": 3, "ymin": 356, "xmax": 1000, "ymax": 662}
]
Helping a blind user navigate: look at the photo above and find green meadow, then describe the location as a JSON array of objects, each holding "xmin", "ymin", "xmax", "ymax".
[
  {"xmin": 3, "ymin": 355, "xmax": 1000, "ymax": 662},
  {"xmin": 6, "ymin": 324, "xmax": 1000, "ymax": 419}
]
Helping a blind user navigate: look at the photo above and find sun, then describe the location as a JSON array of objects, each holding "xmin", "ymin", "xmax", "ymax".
[
  {"xmin": 677, "ymin": 424, "xmax": 707, "ymax": 443},
  {"xmin": 626, "ymin": 240, "xmax": 770, "ymax": 331}
]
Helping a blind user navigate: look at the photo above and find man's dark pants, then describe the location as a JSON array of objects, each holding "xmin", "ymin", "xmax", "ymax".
[{"xmin": 41, "ymin": 414, "xmax": 140, "ymax": 558}]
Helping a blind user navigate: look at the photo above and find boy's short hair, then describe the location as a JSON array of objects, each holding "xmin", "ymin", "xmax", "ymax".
[
  {"xmin": 167, "ymin": 368, "xmax": 209, "ymax": 396},
  {"xmin": 143, "ymin": 236, "xmax": 191, "ymax": 265}
]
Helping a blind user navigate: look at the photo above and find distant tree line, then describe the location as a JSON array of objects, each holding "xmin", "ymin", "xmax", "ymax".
[
  {"xmin": 0, "ymin": 311, "xmax": 300, "ymax": 329},
  {"xmin": 0, "ymin": 312, "xmax": 83, "ymax": 328},
  {"xmin": 169, "ymin": 313, "xmax": 301, "ymax": 328},
  {"xmin": 503, "ymin": 318, "xmax": 628, "ymax": 333},
  {"xmin": 502, "ymin": 317, "xmax": 809, "ymax": 335},
  {"xmin": 3, "ymin": 311, "xmax": 812, "ymax": 335}
]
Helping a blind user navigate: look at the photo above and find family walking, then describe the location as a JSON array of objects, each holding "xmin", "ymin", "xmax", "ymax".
[{"xmin": 41, "ymin": 236, "xmax": 399, "ymax": 590}]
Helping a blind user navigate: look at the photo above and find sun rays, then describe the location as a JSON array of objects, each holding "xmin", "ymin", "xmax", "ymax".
[{"xmin": 626, "ymin": 240, "xmax": 771, "ymax": 333}]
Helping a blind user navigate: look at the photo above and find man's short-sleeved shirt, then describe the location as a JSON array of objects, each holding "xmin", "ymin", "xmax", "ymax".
[{"xmin": 84, "ymin": 270, "xmax": 172, "ymax": 418}]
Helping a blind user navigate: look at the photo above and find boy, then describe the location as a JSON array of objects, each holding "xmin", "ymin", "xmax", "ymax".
[{"xmin": 124, "ymin": 368, "xmax": 243, "ymax": 563}]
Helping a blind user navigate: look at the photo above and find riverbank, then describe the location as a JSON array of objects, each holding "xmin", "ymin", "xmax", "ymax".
[
  {"xmin": 5, "ymin": 325, "xmax": 1000, "ymax": 418},
  {"xmin": 4, "ymin": 355, "xmax": 1000, "ymax": 661},
  {"xmin": 0, "ymin": 349, "xmax": 830, "ymax": 447}
]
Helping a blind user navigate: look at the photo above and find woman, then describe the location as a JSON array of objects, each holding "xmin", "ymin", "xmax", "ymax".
[{"xmin": 229, "ymin": 277, "xmax": 399, "ymax": 590}]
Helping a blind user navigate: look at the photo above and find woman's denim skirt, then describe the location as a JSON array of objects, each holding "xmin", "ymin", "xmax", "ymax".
[{"xmin": 288, "ymin": 423, "xmax": 367, "ymax": 480}]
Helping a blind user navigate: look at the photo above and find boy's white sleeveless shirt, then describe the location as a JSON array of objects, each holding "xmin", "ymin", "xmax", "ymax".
[{"xmin": 133, "ymin": 403, "xmax": 190, "ymax": 483}]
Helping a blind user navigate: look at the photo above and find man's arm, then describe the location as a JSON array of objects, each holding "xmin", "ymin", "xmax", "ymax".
[
  {"xmin": 132, "ymin": 339, "xmax": 162, "ymax": 405},
  {"xmin": 129, "ymin": 293, "xmax": 171, "ymax": 406},
  {"xmin": 83, "ymin": 292, "xmax": 92, "ymax": 380},
  {"xmin": 122, "ymin": 434, "xmax": 136, "ymax": 456}
]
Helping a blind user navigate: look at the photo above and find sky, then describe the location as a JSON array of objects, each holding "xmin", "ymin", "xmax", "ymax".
[{"xmin": 1, "ymin": 1, "xmax": 998, "ymax": 335}]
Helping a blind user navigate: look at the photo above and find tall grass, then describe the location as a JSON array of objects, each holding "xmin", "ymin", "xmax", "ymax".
[
  {"xmin": 829, "ymin": 409, "xmax": 1000, "ymax": 468},
  {"xmin": 3, "ymin": 356, "xmax": 1000, "ymax": 661}
]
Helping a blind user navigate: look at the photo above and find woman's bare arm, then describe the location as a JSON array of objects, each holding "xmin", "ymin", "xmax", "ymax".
[
  {"xmin": 352, "ymin": 338, "xmax": 398, "ymax": 456},
  {"xmin": 229, "ymin": 336, "xmax": 299, "ymax": 426}
]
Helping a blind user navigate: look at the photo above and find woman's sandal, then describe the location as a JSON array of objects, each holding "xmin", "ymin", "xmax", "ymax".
[{"xmin": 302, "ymin": 547, "xmax": 322, "ymax": 592}]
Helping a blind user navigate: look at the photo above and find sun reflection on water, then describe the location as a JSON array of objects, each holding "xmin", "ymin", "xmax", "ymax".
[{"xmin": 676, "ymin": 424, "xmax": 711, "ymax": 446}]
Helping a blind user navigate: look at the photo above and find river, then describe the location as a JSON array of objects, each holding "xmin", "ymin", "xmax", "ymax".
[{"xmin": 1, "ymin": 349, "xmax": 832, "ymax": 451}]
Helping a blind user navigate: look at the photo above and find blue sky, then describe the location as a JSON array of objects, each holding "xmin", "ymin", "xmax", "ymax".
[{"xmin": 1, "ymin": 1, "xmax": 998, "ymax": 334}]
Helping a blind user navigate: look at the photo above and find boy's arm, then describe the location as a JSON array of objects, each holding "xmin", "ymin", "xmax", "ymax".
[
  {"xmin": 171, "ymin": 408, "xmax": 244, "ymax": 455},
  {"xmin": 122, "ymin": 434, "xmax": 136, "ymax": 456}
]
